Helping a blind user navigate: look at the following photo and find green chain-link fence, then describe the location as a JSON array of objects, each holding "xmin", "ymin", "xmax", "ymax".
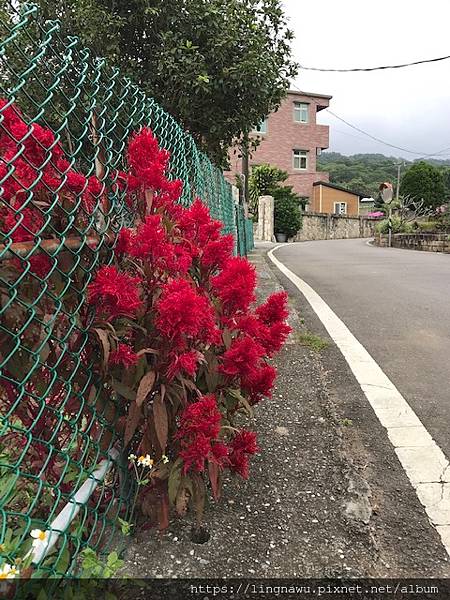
[{"xmin": 0, "ymin": 1, "xmax": 253, "ymax": 581}]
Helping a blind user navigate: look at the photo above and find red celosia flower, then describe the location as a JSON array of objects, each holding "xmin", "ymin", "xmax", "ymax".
[
  {"xmin": 176, "ymin": 394, "xmax": 221, "ymax": 440},
  {"xmin": 260, "ymin": 321, "xmax": 292, "ymax": 356},
  {"xmin": 228, "ymin": 430, "xmax": 258, "ymax": 479},
  {"xmin": 155, "ymin": 279, "xmax": 220, "ymax": 344},
  {"xmin": 228, "ymin": 449, "xmax": 249, "ymax": 479},
  {"xmin": 256, "ymin": 291, "xmax": 289, "ymax": 325},
  {"xmin": 176, "ymin": 395, "xmax": 223, "ymax": 473},
  {"xmin": 83, "ymin": 176, "xmax": 103, "ymax": 213},
  {"xmin": 129, "ymin": 214, "xmax": 171, "ymax": 262},
  {"xmin": 219, "ymin": 336, "xmax": 265, "ymax": 379},
  {"xmin": 211, "ymin": 257, "xmax": 256, "ymax": 315},
  {"xmin": 64, "ymin": 170, "xmax": 86, "ymax": 195},
  {"xmin": 109, "ymin": 343, "xmax": 139, "ymax": 368},
  {"xmin": 210, "ymin": 441, "xmax": 230, "ymax": 466},
  {"xmin": 166, "ymin": 350, "xmax": 200, "ymax": 380},
  {"xmin": 127, "ymin": 127, "xmax": 169, "ymax": 191},
  {"xmin": 179, "ymin": 434, "xmax": 211, "ymax": 473},
  {"xmin": 235, "ymin": 314, "xmax": 267, "ymax": 339},
  {"xmin": 241, "ymin": 363, "xmax": 277, "ymax": 405},
  {"xmin": 115, "ymin": 228, "xmax": 134, "ymax": 257},
  {"xmin": 179, "ymin": 198, "xmax": 223, "ymax": 246},
  {"xmin": 230, "ymin": 430, "xmax": 259, "ymax": 455},
  {"xmin": 87, "ymin": 265, "xmax": 143, "ymax": 320},
  {"xmin": 201, "ymin": 234, "xmax": 235, "ymax": 271}
]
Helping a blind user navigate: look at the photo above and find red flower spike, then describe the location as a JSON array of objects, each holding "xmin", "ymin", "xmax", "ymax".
[
  {"xmin": 87, "ymin": 265, "xmax": 143, "ymax": 320},
  {"xmin": 109, "ymin": 343, "xmax": 139, "ymax": 368},
  {"xmin": 219, "ymin": 336, "xmax": 265, "ymax": 379},
  {"xmin": 155, "ymin": 279, "xmax": 220, "ymax": 345},
  {"xmin": 212, "ymin": 256, "xmax": 256, "ymax": 315},
  {"xmin": 256, "ymin": 291, "xmax": 290, "ymax": 325}
]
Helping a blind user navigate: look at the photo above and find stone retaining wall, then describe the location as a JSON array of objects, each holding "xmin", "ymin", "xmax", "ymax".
[
  {"xmin": 296, "ymin": 213, "xmax": 378, "ymax": 242},
  {"xmin": 376, "ymin": 233, "xmax": 450, "ymax": 253}
]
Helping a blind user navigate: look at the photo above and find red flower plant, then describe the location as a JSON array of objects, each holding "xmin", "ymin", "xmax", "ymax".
[
  {"xmin": 109, "ymin": 343, "xmax": 139, "ymax": 368},
  {"xmin": 87, "ymin": 265, "xmax": 143, "ymax": 320}
]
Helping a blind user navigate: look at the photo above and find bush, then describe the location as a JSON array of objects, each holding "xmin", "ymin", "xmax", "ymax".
[
  {"xmin": 0, "ymin": 100, "xmax": 292, "ymax": 571},
  {"xmin": 248, "ymin": 164, "xmax": 288, "ymax": 215},
  {"xmin": 375, "ymin": 217, "xmax": 414, "ymax": 234},
  {"xmin": 416, "ymin": 221, "xmax": 438, "ymax": 232},
  {"xmin": 274, "ymin": 188, "xmax": 302, "ymax": 237}
]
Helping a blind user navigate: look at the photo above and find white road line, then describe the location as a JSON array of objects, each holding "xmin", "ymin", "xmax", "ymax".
[{"xmin": 268, "ymin": 243, "xmax": 450, "ymax": 556}]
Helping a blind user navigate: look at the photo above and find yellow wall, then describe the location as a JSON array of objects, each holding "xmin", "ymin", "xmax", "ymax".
[{"xmin": 311, "ymin": 185, "xmax": 359, "ymax": 216}]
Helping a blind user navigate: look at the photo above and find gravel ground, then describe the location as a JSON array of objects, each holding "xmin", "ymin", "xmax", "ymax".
[{"xmin": 120, "ymin": 245, "xmax": 450, "ymax": 580}]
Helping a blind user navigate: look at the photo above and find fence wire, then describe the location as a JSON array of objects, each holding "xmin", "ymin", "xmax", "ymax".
[{"xmin": 0, "ymin": 1, "xmax": 254, "ymax": 580}]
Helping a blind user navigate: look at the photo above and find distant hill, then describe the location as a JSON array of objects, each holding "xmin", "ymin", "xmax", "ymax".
[{"xmin": 317, "ymin": 152, "xmax": 450, "ymax": 198}]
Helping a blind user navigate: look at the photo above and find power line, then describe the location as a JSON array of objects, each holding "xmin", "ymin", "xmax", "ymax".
[
  {"xmin": 299, "ymin": 54, "xmax": 450, "ymax": 72},
  {"xmin": 326, "ymin": 108, "xmax": 450, "ymax": 158},
  {"xmin": 290, "ymin": 84, "xmax": 450, "ymax": 158}
]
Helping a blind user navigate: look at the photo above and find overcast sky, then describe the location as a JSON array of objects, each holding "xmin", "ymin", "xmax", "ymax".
[{"xmin": 282, "ymin": 0, "xmax": 450, "ymax": 159}]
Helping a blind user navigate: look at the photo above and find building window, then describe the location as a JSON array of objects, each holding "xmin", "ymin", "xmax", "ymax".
[
  {"xmin": 299, "ymin": 196, "xmax": 309, "ymax": 211},
  {"xmin": 252, "ymin": 118, "xmax": 268, "ymax": 134},
  {"xmin": 294, "ymin": 102, "xmax": 309, "ymax": 123},
  {"xmin": 334, "ymin": 202, "xmax": 347, "ymax": 215},
  {"xmin": 293, "ymin": 149, "xmax": 308, "ymax": 170}
]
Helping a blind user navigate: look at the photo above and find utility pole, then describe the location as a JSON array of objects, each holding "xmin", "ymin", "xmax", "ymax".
[
  {"xmin": 395, "ymin": 161, "xmax": 404, "ymax": 203},
  {"xmin": 241, "ymin": 132, "xmax": 250, "ymax": 253},
  {"xmin": 242, "ymin": 132, "xmax": 250, "ymax": 209}
]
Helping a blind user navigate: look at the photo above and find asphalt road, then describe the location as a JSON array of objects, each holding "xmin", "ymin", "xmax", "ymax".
[{"xmin": 274, "ymin": 239, "xmax": 450, "ymax": 460}]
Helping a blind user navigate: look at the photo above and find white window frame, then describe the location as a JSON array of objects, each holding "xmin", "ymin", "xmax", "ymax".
[
  {"xmin": 293, "ymin": 149, "xmax": 308, "ymax": 171},
  {"xmin": 294, "ymin": 102, "xmax": 309, "ymax": 123},
  {"xmin": 334, "ymin": 202, "xmax": 347, "ymax": 215},
  {"xmin": 252, "ymin": 118, "xmax": 268, "ymax": 134}
]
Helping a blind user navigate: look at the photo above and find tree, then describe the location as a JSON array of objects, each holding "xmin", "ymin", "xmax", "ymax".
[
  {"xmin": 17, "ymin": 0, "xmax": 297, "ymax": 166},
  {"xmin": 248, "ymin": 164, "xmax": 288, "ymax": 215},
  {"xmin": 274, "ymin": 187, "xmax": 302, "ymax": 237},
  {"xmin": 400, "ymin": 161, "xmax": 446, "ymax": 208}
]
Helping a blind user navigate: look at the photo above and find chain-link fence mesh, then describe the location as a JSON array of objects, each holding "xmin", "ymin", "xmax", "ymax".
[{"xmin": 0, "ymin": 1, "xmax": 254, "ymax": 580}]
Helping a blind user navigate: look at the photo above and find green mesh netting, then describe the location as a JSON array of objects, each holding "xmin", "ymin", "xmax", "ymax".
[{"xmin": 0, "ymin": 2, "xmax": 254, "ymax": 580}]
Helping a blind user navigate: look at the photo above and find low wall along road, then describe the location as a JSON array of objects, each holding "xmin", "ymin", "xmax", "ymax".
[{"xmin": 297, "ymin": 213, "xmax": 378, "ymax": 242}]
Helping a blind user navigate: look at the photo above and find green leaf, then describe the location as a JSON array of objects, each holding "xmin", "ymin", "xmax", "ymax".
[{"xmin": 168, "ymin": 459, "xmax": 183, "ymax": 505}]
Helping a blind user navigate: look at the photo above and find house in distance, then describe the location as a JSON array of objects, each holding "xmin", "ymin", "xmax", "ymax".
[
  {"xmin": 227, "ymin": 89, "xmax": 333, "ymax": 208},
  {"xmin": 227, "ymin": 89, "xmax": 368, "ymax": 216}
]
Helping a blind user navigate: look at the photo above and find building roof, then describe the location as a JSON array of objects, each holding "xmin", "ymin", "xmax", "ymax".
[
  {"xmin": 313, "ymin": 180, "xmax": 366, "ymax": 198},
  {"xmin": 288, "ymin": 89, "xmax": 333, "ymax": 100}
]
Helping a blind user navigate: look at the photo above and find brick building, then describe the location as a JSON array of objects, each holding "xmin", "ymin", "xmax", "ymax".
[{"xmin": 227, "ymin": 90, "xmax": 332, "ymax": 206}]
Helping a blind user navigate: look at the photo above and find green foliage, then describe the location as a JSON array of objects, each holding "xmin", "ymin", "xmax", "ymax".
[
  {"xmin": 248, "ymin": 164, "xmax": 288, "ymax": 214},
  {"xmin": 318, "ymin": 153, "xmax": 450, "ymax": 202},
  {"xmin": 296, "ymin": 331, "xmax": 329, "ymax": 352},
  {"xmin": 80, "ymin": 548, "xmax": 124, "ymax": 578},
  {"xmin": 416, "ymin": 221, "xmax": 439, "ymax": 232},
  {"xmin": 375, "ymin": 217, "xmax": 414, "ymax": 234},
  {"xmin": 274, "ymin": 188, "xmax": 302, "ymax": 237},
  {"xmin": 19, "ymin": 0, "xmax": 297, "ymax": 165},
  {"xmin": 400, "ymin": 161, "xmax": 446, "ymax": 208}
]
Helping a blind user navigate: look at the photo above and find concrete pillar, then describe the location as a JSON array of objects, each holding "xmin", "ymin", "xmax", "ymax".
[{"xmin": 256, "ymin": 195, "xmax": 274, "ymax": 242}]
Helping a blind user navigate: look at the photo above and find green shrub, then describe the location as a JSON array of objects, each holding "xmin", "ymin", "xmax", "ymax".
[
  {"xmin": 375, "ymin": 217, "xmax": 414, "ymax": 234},
  {"xmin": 249, "ymin": 164, "xmax": 288, "ymax": 215},
  {"xmin": 274, "ymin": 188, "xmax": 302, "ymax": 237},
  {"xmin": 416, "ymin": 221, "xmax": 438, "ymax": 232}
]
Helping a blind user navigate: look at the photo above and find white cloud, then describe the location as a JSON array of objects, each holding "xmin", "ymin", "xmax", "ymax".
[{"xmin": 283, "ymin": 0, "xmax": 450, "ymax": 158}]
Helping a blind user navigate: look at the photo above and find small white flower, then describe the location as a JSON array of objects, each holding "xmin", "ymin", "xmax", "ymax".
[
  {"xmin": 30, "ymin": 529, "xmax": 49, "ymax": 548},
  {"xmin": 0, "ymin": 563, "xmax": 19, "ymax": 579},
  {"xmin": 161, "ymin": 455, "xmax": 169, "ymax": 464},
  {"xmin": 137, "ymin": 454, "xmax": 153, "ymax": 467},
  {"xmin": 128, "ymin": 454, "xmax": 137, "ymax": 462}
]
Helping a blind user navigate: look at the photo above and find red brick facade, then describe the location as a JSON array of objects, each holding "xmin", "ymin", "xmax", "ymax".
[{"xmin": 226, "ymin": 90, "xmax": 332, "ymax": 203}]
